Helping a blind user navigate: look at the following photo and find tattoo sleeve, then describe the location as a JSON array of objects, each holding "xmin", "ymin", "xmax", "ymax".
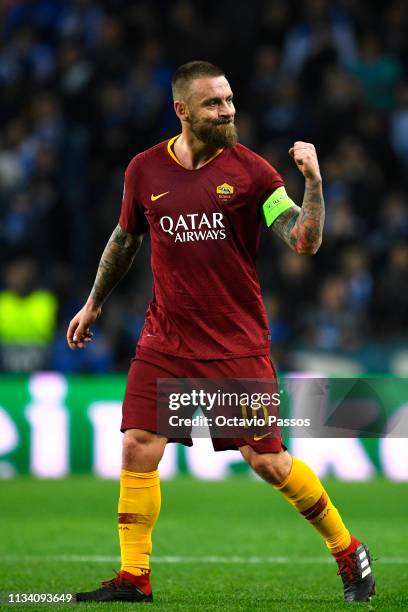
[
  {"xmin": 89, "ymin": 225, "xmax": 143, "ymax": 306},
  {"xmin": 271, "ymin": 180, "xmax": 325, "ymax": 254}
]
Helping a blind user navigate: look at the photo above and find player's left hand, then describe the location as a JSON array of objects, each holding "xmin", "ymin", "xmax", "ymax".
[{"xmin": 289, "ymin": 141, "xmax": 321, "ymax": 182}]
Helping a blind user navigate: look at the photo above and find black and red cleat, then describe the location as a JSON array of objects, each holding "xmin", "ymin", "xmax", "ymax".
[
  {"xmin": 75, "ymin": 570, "xmax": 153, "ymax": 603},
  {"xmin": 335, "ymin": 537, "xmax": 375, "ymax": 602}
]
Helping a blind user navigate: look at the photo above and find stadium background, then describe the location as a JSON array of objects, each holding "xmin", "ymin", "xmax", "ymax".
[
  {"xmin": 1, "ymin": 0, "xmax": 408, "ymax": 377},
  {"xmin": 0, "ymin": 1, "xmax": 407, "ymax": 609}
]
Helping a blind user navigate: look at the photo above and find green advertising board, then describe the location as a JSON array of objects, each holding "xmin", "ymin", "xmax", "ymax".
[{"xmin": 0, "ymin": 373, "xmax": 407, "ymax": 480}]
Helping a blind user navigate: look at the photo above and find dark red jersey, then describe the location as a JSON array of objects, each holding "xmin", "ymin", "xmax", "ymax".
[{"xmin": 119, "ymin": 136, "xmax": 284, "ymax": 359}]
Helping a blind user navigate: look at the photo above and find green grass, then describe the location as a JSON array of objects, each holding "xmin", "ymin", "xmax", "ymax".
[{"xmin": 0, "ymin": 477, "xmax": 407, "ymax": 611}]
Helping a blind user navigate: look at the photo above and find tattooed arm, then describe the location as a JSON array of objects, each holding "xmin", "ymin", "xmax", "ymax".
[
  {"xmin": 89, "ymin": 225, "xmax": 143, "ymax": 305},
  {"xmin": 67, "ymin": 225, "xmax": 143, "ymax": 350},
  {"xmin": 271, "ymin": 142, "xmax": 324, "ymax": 255}
]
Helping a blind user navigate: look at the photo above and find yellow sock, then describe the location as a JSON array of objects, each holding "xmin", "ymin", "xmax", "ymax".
[
  {"xmin": 274, "ymin": 457, "xmax": 351, "ymax": 554},
  {"xmin": 118, "ymin": 469, "xmax": 161, "ymax": 576}
]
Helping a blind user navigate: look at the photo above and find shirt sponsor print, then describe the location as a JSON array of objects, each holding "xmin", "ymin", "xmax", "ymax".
[{"xmin": 159, "ymin": 212, "xmax": 227, "ymax": 243}]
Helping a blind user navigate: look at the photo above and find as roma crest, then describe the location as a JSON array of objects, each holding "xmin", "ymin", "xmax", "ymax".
[{"xmin": 216, "ymin": 182, "xmax": 234, "ymax": 201}]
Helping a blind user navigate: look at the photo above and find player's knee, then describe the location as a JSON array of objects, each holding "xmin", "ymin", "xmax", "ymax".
[
  {"xmin": 122, "ymin": 429, "xmax": 164, "ymax": 471},
  {"xmin": 247, "ymin": 450, "xmax": 292, "ymax": 485}
]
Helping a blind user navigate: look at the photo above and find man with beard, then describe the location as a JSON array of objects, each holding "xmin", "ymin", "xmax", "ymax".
[{"xmin": 67, "ymin": 61, "xmax": 374, "ymax": 604}]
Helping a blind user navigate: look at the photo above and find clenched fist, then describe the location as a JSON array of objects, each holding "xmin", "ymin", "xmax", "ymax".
[{"xmin": 289, "ymin": 141, "xmax": 322, "ymax": 183}]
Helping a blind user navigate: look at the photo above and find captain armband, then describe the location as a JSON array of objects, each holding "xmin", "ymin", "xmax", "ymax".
[{"xmin": 262, "ymin": 186, "xmax": 296, "ymax": 227}]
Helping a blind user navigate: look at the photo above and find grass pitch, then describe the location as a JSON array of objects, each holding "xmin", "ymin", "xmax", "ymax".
[{"xmin": 0, "ymin": 477, "xmax": 407, "ymax": 611}]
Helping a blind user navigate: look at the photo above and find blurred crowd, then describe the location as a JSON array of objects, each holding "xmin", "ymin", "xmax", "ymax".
[{"xmin": 1, "ymin": 0, "xmax": 408, "ymax": 373}]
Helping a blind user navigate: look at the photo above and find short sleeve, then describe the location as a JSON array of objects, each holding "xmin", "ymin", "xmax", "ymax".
[
  {"xmin": 255, "ymin": 155, "xmax": 285, "ymax": 204},
  {"xmin": 118, "ymin": 159, "xmax": 149, "ymax": 235}
]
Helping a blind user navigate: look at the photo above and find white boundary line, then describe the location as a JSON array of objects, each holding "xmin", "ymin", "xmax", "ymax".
[{"xmin": 0, "ymin": 554, "xmax": 406, "ymax": 564}]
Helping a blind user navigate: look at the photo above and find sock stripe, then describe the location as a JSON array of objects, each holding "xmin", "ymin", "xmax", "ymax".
[
  {"xmin": 301, "ymin": 492, "xmax": 328, "ymax": 521},
  {"xmin": 118, "ymin": 513, "xmax": 151, "ymax": 525}
]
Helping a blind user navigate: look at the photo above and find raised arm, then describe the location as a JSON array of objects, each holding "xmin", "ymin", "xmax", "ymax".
[
  {"xmin": 271, "ymin": 142, "xmax": 324, "ymax": 255},
  {"xmin": 67, "ymin": 225, "xmax": 143, "ymax": 350}
]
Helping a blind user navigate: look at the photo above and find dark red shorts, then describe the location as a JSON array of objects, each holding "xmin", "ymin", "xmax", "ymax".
[{"xmin": 121, "ymin": 346, "xmax": 284, "ymax": 454}]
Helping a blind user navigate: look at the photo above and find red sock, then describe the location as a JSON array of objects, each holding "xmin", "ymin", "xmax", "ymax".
[
  {"xmin": 333, "ymin": 535, "xmax": 361, "ymax": 560},
  {"xmin": 119, "ymin": 570, "xmax": 151, "ymax": 595}
]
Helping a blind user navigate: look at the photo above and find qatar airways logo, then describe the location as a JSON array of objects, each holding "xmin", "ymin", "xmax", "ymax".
[{"xmin": 159, "ymin": 212, "xmax": 227, "ymax": 243}]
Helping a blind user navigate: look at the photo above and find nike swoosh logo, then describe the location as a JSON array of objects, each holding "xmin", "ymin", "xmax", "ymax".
[
  {"xmin": 253, "ymin": 432, "xmax": 272, "ymax": 442},
  {"xmin": 151, "ymin": 191, "xmax": 169, "ymax": 202}
]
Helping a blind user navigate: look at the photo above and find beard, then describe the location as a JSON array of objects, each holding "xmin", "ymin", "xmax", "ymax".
[{"xmin": 189, "ymin": 116, "xmax": 238, "ymax": 148}]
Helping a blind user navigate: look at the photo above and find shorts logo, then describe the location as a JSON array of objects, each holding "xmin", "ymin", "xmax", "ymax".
[
  {"xmin": 216, "ymin": 182, "xmax": 234, "ymax": 201},
  {"xmin": 253, "ymin": 432, "xmax": 272, "ymax": 441}
]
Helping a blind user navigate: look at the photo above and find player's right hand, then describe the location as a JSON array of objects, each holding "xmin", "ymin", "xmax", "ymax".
[{"xmin": 66, "ymin": 303, "xmax": 101, "ymax": 350}]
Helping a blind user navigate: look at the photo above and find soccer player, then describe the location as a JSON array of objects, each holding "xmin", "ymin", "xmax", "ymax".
[{"xmin": 67, "ymin": 61, "xmax": 375, "ymax": 603}]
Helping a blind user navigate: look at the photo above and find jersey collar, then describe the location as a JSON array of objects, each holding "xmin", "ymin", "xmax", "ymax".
[{"xmin": 167, "ymin": 135, "xmax": 224, "ymax": 169}]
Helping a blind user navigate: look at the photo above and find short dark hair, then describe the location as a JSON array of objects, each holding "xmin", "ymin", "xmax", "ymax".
[{"xmin": 171, "ymin": 61, "xmax": 224, "ymax": 101}]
